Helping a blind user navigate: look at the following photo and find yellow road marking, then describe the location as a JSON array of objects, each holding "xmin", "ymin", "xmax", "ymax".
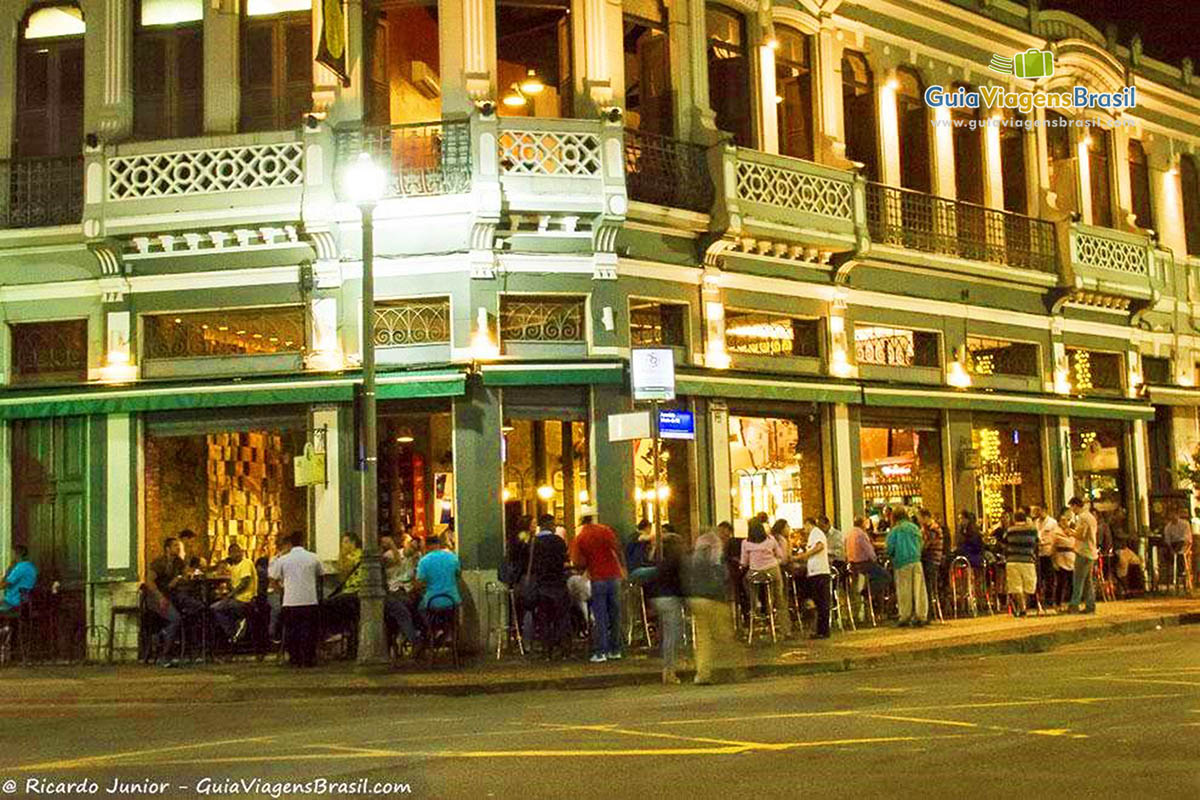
[
  {"xmin": 656, "ymin": 710, "xmax": 858, "ymax": 727},
  {"xmin": 1082, "ymin": 677, "xmax": 1200, "ymax": 688},
  {"xmin": 865, "ymin": 715, "xmax": 979, "ymax": 729},
  {"xmin": 535, "ymin": 722, "xmax": 784, "ymax": 750},
  {"xmin": 14, "ymin": 736, "xmax": 274, "ymax": 772}
]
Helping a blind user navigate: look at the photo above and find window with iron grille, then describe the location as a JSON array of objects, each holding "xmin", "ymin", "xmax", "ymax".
[
  {"xmin": 965, "ymin": 336, "xmax": 1039, "ymax": 378},
  {"xmin": 1142, "ymin": 355, "xmax": 1170, "ymax": 386},
  {"xmin": 374, "ymin": 297, "xmax": 451, "ymax": 346},
  {"xmin": 143, "ymin": 307, "xmax": 306, "ymax": 360},
  {"xmin": 9, "ymin": 319, "xmax": 88, "ymax": 384},
  {"xmin": 500, "ymin": 296, "xmax": 586, "ymax": 343},
  {"xmin": 1065, "ymin": 348, "xmax": 1123, "ymax": 393},
  {"xmin": 725, "ymin": 311, "xmax": 819, "ymax": 357},
  {"xmin": 630, "ymin": 301, "xmax": 687, "ymax": 348},
  {"xmin": 855, "ymin": 326, "xmax": 940, "ymax": 368}
]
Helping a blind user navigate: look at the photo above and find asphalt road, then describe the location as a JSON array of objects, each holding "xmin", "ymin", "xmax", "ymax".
[{"xmin": 2, "ymin": 626, "xmax": 1198, "ymax": 800}]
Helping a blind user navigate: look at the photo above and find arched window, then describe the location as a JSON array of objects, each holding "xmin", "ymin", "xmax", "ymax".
[
  {"xmin": 134, "ymin": 0, "xmax": 203, "ymax": 140},
  {"xmin": 240, "ymin": 0, "xmax": 313, "ymax": 133},
  {"xmin": 16, "ymin": 5, "xmax": 85, "ymax": 158},
  {"xmin": 775, "ymin": 27, "xmax": 812, "ymax": 160},
  {"xmin": 624, "ymin": 9, "xmax": 672, "ymax": 135},
  {"xmin": 1181, "ymin": 155, "xmax": 1200, "ymax": 255},
  {"xmin": 950, "ymin": 82, "xmax": 983, "ymax": 205},
  {"xmin": 896, "ymin": 67, "xmax": 930, "ymax": 193},
  {"xmin": 840, "ymin": 50, "xmax": 877, "ymax": 181},
  {"xmin": 1088, "ymin": 128, "xmax": 1113, "ymax": 228},
  {"xmin": 1128, "ymin": 139, "xmax": 1154, "ymax": 230},
  {"xmin": 497, "ymin": 0, "xmax": 572, "ymax": 118},
  {"xmin": 1000, "ymin": 110, "xmax": 1028, "ymax": 214},
  {"xmin": 1046, "ymin": 110, "xmax": 1076, "ymax": 215},
  {"xmin": 706, "ymin": 5, "xmax": 752, "ymax": 147}
]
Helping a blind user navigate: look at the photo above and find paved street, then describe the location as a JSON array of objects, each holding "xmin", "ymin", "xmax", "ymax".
[{"xmin": 2, "ymin": 625, "xmax": 1198, "ymax": 799}]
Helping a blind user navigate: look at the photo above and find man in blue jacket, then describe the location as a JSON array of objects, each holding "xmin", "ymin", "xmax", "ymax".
[
  {"xmin": 0, "ymin": 546, "xmax": 36, "ymax": 612},
  {"xmin": 885, "ymin": 508, "xmax": 928, "ymax": 627}
]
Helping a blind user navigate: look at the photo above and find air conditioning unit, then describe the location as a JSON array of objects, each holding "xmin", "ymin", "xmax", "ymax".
[{"xmin": 411, "ymin": 60, "xmax": 441, "ymax": 99}]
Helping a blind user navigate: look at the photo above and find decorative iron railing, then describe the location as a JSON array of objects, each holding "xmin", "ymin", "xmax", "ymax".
[
  {"xmin": 342, "ymin": 120, "xmax": 471, "ymax": 198},
  {"xmin": 624, "ymin": 128, "xmax": 713, "ymax": 213},
  {"xmin": 497, "ymin": 126, "xmax": 601, "ymax": 177},
  {"xmin": 107, "ymin": 141, "xmax": 304, "ymax": 200},
  {"xmin": 856, "ymin": 331, "xmax": 915, "ymax": 367},
  {"xmin": 865, "ymin": 182, "xmax": 1057, "ymax": 273},
  {"xmin": 143, "ymin": 307, "xmax": 307, "ymax": 360},
  {"xmin": 500, "ymin": 296, "xmax": 586, "ymax": 343},
  {"xmin": 9, "ymin": 319, "xmax": 88, "ymax": 384},
  {"xmin": 735, "ymin": 151, "xmax": 855, "ymax": 220},
  {"xmin": 373, "ymin": 298, "xmax": 451, "ymax": 346},
  {"xmin": 0, "ymin": 156, "xmax": 84, "ymax": 229}
]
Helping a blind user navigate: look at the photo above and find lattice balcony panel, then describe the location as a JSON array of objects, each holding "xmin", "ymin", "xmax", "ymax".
[{"xmin": 107, "ymin": 142, "xmax": 305, "ymax": 201}]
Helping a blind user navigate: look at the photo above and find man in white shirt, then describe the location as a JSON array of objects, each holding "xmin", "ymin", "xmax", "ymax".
[
  {"xmin": 1066, "ymin": 498, "xmax": 1098, "ymax": 614},
  {"xmin": 268, "ymin": 531, "xmax": 324, "ymax": 667},
  {"xmin": 796, "ymin": 518, "xmax": 831, "ymax": 639},
  {"xmin": 1032, "ymin": 506, "xmax": 1060, "ymax": 605}
]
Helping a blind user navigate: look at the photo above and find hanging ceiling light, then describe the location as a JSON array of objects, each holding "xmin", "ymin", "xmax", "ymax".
[
  {"xmin": 520, "ymin": 68, "xmax": 545, "ymax": 95},
  {"xmin": 502, "ymin": 84, "xmax": 527, "ymax": 107}
]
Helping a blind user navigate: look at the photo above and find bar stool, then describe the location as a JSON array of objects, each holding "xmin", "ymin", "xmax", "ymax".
[
  {"xmin": 828, "ymin": 566, "xmax": 846, "ymax": 633},
  {"xmin": 1168, "ymin": 548, "xmax": 1191, "ymax": 596},
  {"xmin": 1093, "ymin": 556, "xmax": 1116, "ymax": 603},
  {"xmin": 851, "ymin": 566, "xmax": 878, "ymax": 628},
  {"xmin": 837, "ymin": 567, "xmax": 856, "ymax": 632},
  {"xmin": 746, "ymin": 570, "xmax": 778, "ymax": 645},
  {"xmin": 624, "ymin": 580, "xmax": 653, "ymax": 648},
  {"xmin": 948, "ymin": 556, "xmax": 975, "ymax": 619},
  {"xmin": 484, "ymin": 582, "xmax": 524, "ymax": 659},
  {"xmin": 786, "ymin": 570, "xmax": 806, "ymax": 633}
]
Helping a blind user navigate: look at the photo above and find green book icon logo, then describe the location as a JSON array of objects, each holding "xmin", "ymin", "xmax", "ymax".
[{"xmin": 990, "ymin": 49, "xmax": 1055, "ymax": 79}]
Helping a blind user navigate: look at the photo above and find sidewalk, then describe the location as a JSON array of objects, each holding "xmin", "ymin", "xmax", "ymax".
[{"xmin": 6, "ymin": 598, "xmax": 1199, "ymax": 704}]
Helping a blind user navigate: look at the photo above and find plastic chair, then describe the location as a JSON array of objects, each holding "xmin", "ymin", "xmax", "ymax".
[
  {"xmin": 746, "ymin": 570, "xmax": 777, "ymax": 645},
  {"xmin": 422, "ymin": 593, "xmax": 460, "ymax": 668}
]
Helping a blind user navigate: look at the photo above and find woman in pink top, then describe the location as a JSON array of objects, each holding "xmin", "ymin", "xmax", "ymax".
[{"xmin": 739, "ymin": 521, "xmax": 791, "ymax": 637}]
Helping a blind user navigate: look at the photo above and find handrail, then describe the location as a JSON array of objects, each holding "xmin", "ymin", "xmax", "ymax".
[
  {"xmin": 338, "ymin": 119, "xmax": 471, "ymax": 198},
  {"xmin": 0, "ymin": 156, "xmax": 84, "ymax": 229},
  {"xmin": 624, "ymin": 128, "xmax": 713, "ymax": 213}
]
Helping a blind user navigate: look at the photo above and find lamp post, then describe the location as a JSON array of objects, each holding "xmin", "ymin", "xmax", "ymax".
[{"xmin": 345, "ymin": 153, "xmax": 388, "ymax": 666}]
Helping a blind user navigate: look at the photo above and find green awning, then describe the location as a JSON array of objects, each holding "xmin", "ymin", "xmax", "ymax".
[
  {"xmin": 481, "ymin": 363, "xmax": 625, "ymax": 387},
  {"xmin": 675, "ymin": 373, "xmax": 862, "ymax": 404},
  {"xmin": 863, "ymin": 386, "xmax": 1156, "ymax": 421},
  {"xmin": 0, "ymin": 369, "xmax": 466, "ymax": 420}
]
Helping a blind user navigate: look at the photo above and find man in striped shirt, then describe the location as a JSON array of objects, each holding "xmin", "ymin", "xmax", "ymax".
[{"xmin": 1004, "ymin": 509, "xmax": 1040, "ymax": 617}]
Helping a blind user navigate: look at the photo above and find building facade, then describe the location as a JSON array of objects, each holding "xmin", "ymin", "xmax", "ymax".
[{"xmin": 1, "ymin": 0, "xmax": 1198, "ymax": 654}]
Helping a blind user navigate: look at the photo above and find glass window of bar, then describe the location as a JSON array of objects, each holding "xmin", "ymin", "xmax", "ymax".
[
  {"xmin": 9, "ymin": 319, "xmax": 88, "ymax": 385},
  {"xmin": 365, "ymin": 1, "xmax": 439, "ymax": 126},
  {"xmin": 951, "ymin": 83, "xmax": 984, "ymax": 206},
  {"xmin": 1142, "ymin": 355, "xmax": 1171, "ymax": 385},
  {"xmin": 775, "ymin": 27, "xmax": 813, "ymax": 161},
  {"xmin": 1128, "ymin": 139, "xmax": 1154, "ymax": 231},
  {"xmin": 855, "ymin": 325, "xmax": 940, "ymax": 368},
  {"xmin": 499, "ymin": 295, "xmax": 586, "ymax": 344},
  {"xmin": 999, "ymin": 109, "xmax": 1029, "ymax": 214},
  {"xmin": 1045, "ymin": 110, "xmax": 1077, "ymax": 217},
  {"xmin": 841, "ymin": 50, "xmax": 877, "ymax": 181},
  {"xmin": 629, "ymin": 300, "xmax": 687, "ymax": 348},
  {"xmin": 965, "ymin": 336, "xmax": 1039, "ymax": 378},
  {"xmin": 705, "ymin": 5, "xmax": 752, "ymax": 147},
  {"xmin": 725, "ymin": 310, "xmax": 819, "ymax": 357},
  {"xmin": 497, "ymin": 0, "xmax": 572, "ymax": 118},
  {"xmin": 374, "ymin": 297, "xmax": 451, "ymax": 347},
  {"xmin": 22, "ymin": 6, "xmax": 85, "ymax": 39},
  {"xmin": 143, "ymin": 307, "xmax": 307, "ymax": 360},
  {"xmin": 1065, "ymin": 348, "xmax": 1123, "ymax": 393}
]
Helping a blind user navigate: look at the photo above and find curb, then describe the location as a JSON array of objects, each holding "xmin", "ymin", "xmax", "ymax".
[{"xmin": 11, "ymin": 611, "xmax": 1197, "ymax": 703}]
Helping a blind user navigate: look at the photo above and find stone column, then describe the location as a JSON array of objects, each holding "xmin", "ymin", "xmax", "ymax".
[
  {"xmin": 205, "ymin": 0, "xmax": 241, "ymax": 133},
  {"xmin": 578, "ymin": 0, "xmax": 621, "ymax": 116},
  {"xmin": 84, "ymin": 0, "xmax": 133, "ymax": 141},
  {"xmin": 443, "ymin": 0, "xmax": 494, "ymax": 113},
  {"xmin": 757, "ymin": 44, "xmax": 778, "ymax": 154},
  {"xmin": 323, "ymin": 0, "xmax": 363, "ymax": 125},
  {"xmin": 1129, "ymin": 419, "xmax": 1152, "ymax": 532},
  {"xmin": 878, "ymin": 71, "xmax": 901, "ymax": 187},
  {"xmin": 708, "ymin": 401, "xmax": 732, "ymax": 523},
  {"xmin": 590, "ymin": 384, "xmax": 635, "ymax": 535},
  {"xmin": 829, "ymin": 403, "xmax": 856, "ymax": 531},
  {"xmin": 311, "ymin": 406, "xmax": 342, "ymax": 561},
  {"xmin": 684, "ymin": 0, "xmax": 717, "ymax": 141}
]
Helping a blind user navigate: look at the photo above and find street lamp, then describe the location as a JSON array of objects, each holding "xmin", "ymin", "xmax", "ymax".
[{"xmin": 344, "ymin": 152, "xmax": 389, "ymax": 666}]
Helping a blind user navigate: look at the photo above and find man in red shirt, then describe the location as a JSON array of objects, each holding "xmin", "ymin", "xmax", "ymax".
[{"xmin": 571, "ymin": 515, "xmax": 626, "ymax": 663}]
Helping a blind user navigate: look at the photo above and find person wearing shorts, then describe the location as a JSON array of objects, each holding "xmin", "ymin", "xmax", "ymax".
[{"xmin": 1004, "ymin": 510, "xmax": 1039, "ymax": 617}]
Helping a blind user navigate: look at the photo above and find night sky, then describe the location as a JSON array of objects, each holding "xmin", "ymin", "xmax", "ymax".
[{"xmin": 1040, "ymin": 0, "xmax": 1200, "ymax": 64}]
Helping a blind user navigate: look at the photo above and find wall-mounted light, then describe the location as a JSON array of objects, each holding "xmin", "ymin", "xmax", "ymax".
[
  {"xmin": 601, "ymin": 306, "xmax": 614, "ymax": 332},
  {"xmin": 1053, "ymin": 357, "xmax": 1072, "ymax": 395},
  {"xmin": 830, "ymin": 347, "xmax": 853, "ymax": 377},
  {"xmin": 884, "ymin": 77, "xmax": 899, "ymax": 92},
  {"xmin": 536, "ymin": 485, "xmax": 555, "ymax": 501},
  {"xmin": 469, "ymin": 306, "xmax": 499, "ymax": 361},
  {"xmin": 947, "ymin": 359, "xmax": 972, "ymax": 389},
  {"xmin": 578, "ymin": 489, "xmax": 590, "ymax": 503}
]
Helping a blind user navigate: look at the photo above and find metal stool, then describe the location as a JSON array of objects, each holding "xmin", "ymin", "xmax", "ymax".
[
  {"xmin": 624, "ymin": 581, "xmax": 653, "ymax": 648},
  {"xmin": 851, "ymin": 567, "xmax": 878, "ymax": 628},
  {"xmin": 1169, "ymin": 549, "xmax": 1191, "ymax": 595},
  {"xmin": 786, "ymin": 570, "xmax": 806, "ymax": 633},
  {"xmin": 484, "ymin": 582, "xmax": 523, "ymax": 659},
  {"xmin": 948, "ymin": 556, "xmax": 976, "ymax": 619},
  {"xmin": 837, "ymin": 567, "xmax": 856, "ymax": 632},
  {"xmin": 1093, "ymin": 557, "xmax": 1115, "ymax": 603},
  {"xmin": 828, "ymin": 566, "xmax": 845, "ymax": 633},
  {"xmin": 926, "ymin": 564, "xmax": 945, "ymax": 623},
  {"xmin": 746, "ymin": 570, "xmax": 777, "ymax": 645}
]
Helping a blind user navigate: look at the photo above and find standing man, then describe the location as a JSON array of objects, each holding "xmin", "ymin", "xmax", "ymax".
[
  {"xmin": 794, "ymin": 518, "xmax": 831, "ymax": 639},
  {"xmin": 210, "ymin": 543, "xmax": 256, "ymax": 644},
  {"xmin": 820, "ymin": 514, "xmax": 846, "ymax": 575},
  {"xmin": 1032, "ymin": 506, "xmax": 1060, "ymax": 604},
  {"xmin": 917, "ymin": 509, "xmax": 944, "ymax": 622},
  {"xmin": 1004, "ymin": 510, "xmax": 1039, "ymax": 617},
  {"xmin": 886, "ymin": 508, "xmax": 928, "ymax": 627},
  {"xmin": 268, "ymin": 531, "xmax": 323, "ymax": 667},
  {"xmin": 571, "ymin": 514, "xmax": 625, "ymax": 663},
  {"xmin": 0, "ymin": 546, "xmax": 37, "ymax": 612},
  {"xmin": 1066, "ymin": 497, "xmax": 1098, "ymax": 614}
]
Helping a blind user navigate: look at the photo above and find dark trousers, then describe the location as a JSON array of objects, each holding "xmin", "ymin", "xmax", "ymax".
[
  {"xmin": 385, "ymin": 591, "xmax": 419, "ymax": 645},
  {"xmin": 1054, "ymin": 568, "xmax": 1073, "ymax": 605},
  {"xmin": 808, "ymin": 573, "xmax": 831, "ymax": 636},
  {"xmin": 534, "ymin": 585, "xmax": 569, "ymax": 652},
  {"xmin": 922, "ymin": 560, "xmax": 941, "ymax": 620},
  {"xmin": 282, "ymin": 604, "xmax": 318, "ymax": 667},
  {"xmin": 325, "ymin": 593, "xmax": 360, "ymax": 657}
]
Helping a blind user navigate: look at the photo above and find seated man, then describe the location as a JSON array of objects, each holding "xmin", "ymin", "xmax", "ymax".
[
  {"xmin": 0, "ymin": 546, "xmax": 37, "ymax": 614},
  {"xmin": 1116, "ymin": 543, "xmax": 1146, "ymax": 596},
  {"xmin": 381, "ymin": 535, "xmax": 421, "ymax": 653},
  {"xmin": 325, "ymin": 532, "xmax": 364, "ymax": 657},
  {"xmin": 145, "ymin": 536, "xmax": 204, "ymax": 666},
  {"xmin": 413, "ymin": 535, "xmax": 462, "ymax": 655},
  {"xmin": 210, "ymin": 543, "xmax": 257, "ymax": 646}
]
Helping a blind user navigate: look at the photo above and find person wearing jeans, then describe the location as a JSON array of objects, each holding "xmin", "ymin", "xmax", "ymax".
[
  {"xmin": 648, "ymin": 533, "xmax": 686, "ymax": 684},
  {"xmin": 1066, "ymin": 497, "xmax": 1098, "ymax": 614},
  {"xmin": 886, "ymin": 508, "xmax": 929, "ymax": 627},
  {"xmin": 570, "ymin": 515, "xmax": 626, "ymax": 662}
]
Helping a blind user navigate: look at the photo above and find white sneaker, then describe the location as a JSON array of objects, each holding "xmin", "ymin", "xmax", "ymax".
[
  {"xmin": 589, "ymin": 654, "xmax": 607, "ymax": 663},
  {"xmin": 607, "ymin": 651, "xmax": 623, "ymax": 660}
]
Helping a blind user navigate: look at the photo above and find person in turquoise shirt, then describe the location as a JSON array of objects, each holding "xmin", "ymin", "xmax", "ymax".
[
  {"xmin": 415, "ymin": 535, "xmax": 462, "ymax": 612},
  {"xmin": 885, "ymin": 508, "xmax": 928, "ymax": 627},
  {"xmin": 1, "ymin": 546, "xmax": 37, "ymax": 611}
]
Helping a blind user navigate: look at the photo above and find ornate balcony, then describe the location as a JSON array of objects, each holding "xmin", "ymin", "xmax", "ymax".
[
  {"xmin": 624, "ymin": 129, "xmax": 713, "ymax": 214},
  {"xmin": 0, "ymin": 156, "xmax": 84, "ymax": 230},
  {"xmin": 865, "ymin": 183, "xmax": 1057, "ymax": 274},
  {"xmin": 1065, "ymin": 223, "xmax": 1159, "ymax": 305},
  {"xmin": 339, "ymin": 120, "xmax": 471, "ymax": 199},
  {"xmin": 712, "ymin": 146, "xmax": 864, "ymax": 266},
  {"xmin": 95, "ymin": 131, "xmax": 310, "ymax": 235}
]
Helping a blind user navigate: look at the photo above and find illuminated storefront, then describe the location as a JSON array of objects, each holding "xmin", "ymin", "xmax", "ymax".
[
  {"xmin": 859, "ymin": 410, "xmax": 945, "ymax": 522},
  {"xmin": 971, "ymin": 413, "xmax": 1045, "ymax": 530},
  {"xmin": 1070, "ymin": 418, "xmax": 1129, "ymax": 516},
  {"xmin": 378, "ymin": 402, "xmax": 455, "ymax": 543},
  {"xmin": 727, "ymin": 408, "xmax": 824, "ymax": 530}
]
